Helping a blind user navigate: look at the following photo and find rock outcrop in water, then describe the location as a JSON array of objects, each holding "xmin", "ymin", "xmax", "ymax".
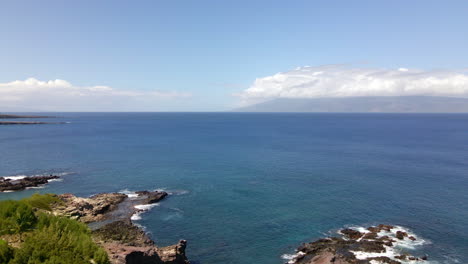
[
  {"xmin": 286, "ymin": 224, "xmax": 428, "ymax": 264},
  {"xmin": 51, "ymin": 190, "xmax": 189, "ymax": 264},
  {"xmin": 0, "ymin": 175, "xmax": 60, "ymax": 192}
]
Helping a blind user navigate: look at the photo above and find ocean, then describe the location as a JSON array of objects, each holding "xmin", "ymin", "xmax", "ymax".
[{"xmin": 1, "ymin": 113, "xmax": 467, "ymax": 263}]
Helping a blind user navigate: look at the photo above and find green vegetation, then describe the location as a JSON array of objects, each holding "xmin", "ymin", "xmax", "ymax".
[
  {"xmin": 0, "ymin": 194, "xmax": 109, "ymax": 264},
  {"xmin": 21, "ymin": 193, "xmax": 62, "ymax": 211}
]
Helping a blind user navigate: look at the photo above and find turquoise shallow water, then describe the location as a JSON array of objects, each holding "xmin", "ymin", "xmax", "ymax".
[{"xmin": 1, "ymin": 113, "xmax": 467, "ymax": 263}]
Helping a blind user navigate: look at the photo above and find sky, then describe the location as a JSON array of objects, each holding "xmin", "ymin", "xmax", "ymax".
[{"xmin": 1, "ymin": 0, "xmax": 468, "ymax": 111}]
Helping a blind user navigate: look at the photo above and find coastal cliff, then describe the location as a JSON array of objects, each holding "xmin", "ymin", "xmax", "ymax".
[
  {"xmin": 52, "ymin": 191, "xmax": 189, "ymax": 264},
  {"xmin": 0, "ymin": 191, "xmax": 189, "ymax": 264},
  {"xmin": 51, "ymin": 191, "xmax": 189, "ymax": 264}
]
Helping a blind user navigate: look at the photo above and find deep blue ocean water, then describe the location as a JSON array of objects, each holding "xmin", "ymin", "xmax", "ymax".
[{"xmin": 1, "ymin": 113, "xmax": 467, "ymax": 263}]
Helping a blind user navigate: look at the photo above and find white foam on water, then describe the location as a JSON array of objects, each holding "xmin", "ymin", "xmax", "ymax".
[
  {"xmin": 134, "ymin": 203, "xmax": 159, "ymax": 210},
  {"xmin": 119, "ymin": 189, "xmax": 139, "ymax": 198},
  {"xmin": 376, "ymin": 225, "xmax": 429, "ymax": 250},
  {"xmin": 347, "ymin": 225, "xmax": 433, "ymax": 264},
  {"xmin": 281, "ymin": 251, "xmax": 305, "ymax": 264},
  {"xmin": 339, "ymin": 226, "xmax": 371, "ymax": 241},
  {"xmin": 131, "ymin": 212, "xmax": 143, "ymax": 221},
  {"xmin": 151, "ymin": 188, "xmax": 189, "ymax": 196},
  {"xmin": 2, "ymin": 172, "xmax": 72, "ymax": 181},
  {"xmin": 26, "ymin": 186, "xmax": 45, "ymax": 190},
  {"xmin": 3, "ymin": 175, "xmax": 27, "ymax": 180},
  {"xmin": 53, "ymin": 172, "xmax": 73, "ymax": 177},
  {"xmin": 48, "ymin": 178, "xmax": 63, "ymax": 182},
  {"xmin": 131, "ymin": 203, "xmax": 160, "ymax": 221},
  {"xmin": 352, "ymin": 245, "xmax": 396, "ymax": 260}
]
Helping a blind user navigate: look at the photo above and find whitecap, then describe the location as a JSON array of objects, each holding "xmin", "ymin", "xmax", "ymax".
[
  {"xmin": 119, "ymin": 189, "xmax": 139, "ymax": 198},
  {"xmin": 346, "ymin": 225, "xmax": 432, "ymax": 263},
  {"xmin": 134, "ymin": 203, "xmax": 159, "ymax": 210},
  {"xmin": 48, "ymin": 178, "xmax": 63, "ymax": 182},
  {"xmin": 281, "ymin": 251, "xmax": 305, "ymax": 264},
  {"xmin": 3, "ymin": 175, "xmax": 27, "ymax": 180},
  {"xmin": 26, "ymin": 186, "xmax": 45, "ymax": 190},
  {"xmin": 131, "ymin": 203, "xmax": 160, "ymax": 221}
]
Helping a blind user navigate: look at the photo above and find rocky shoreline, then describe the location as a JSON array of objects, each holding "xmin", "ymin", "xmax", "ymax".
[
  {"xmin": 0, "ymin": 175, "xmax": 60, "ymax": 192},
  {"xmin": 286, "ymin": 224, "xmax": 428, "ymax": 264},
  {"xmin": 51, "ymin": 190, "xmax": 189, "ymax": 264}
]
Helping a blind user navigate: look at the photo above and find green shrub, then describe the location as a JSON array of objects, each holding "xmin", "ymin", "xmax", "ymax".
[
  {"xmin": 22, "ymin": 193, "xmax": 62, "ymax": 211},
  {"xmin": 0, "ymin": 196, "xmax": 109, "ymax": 264},
  {"xmin": 12, "ymin": 213, "xmax": 109, "ymax": 264},
  {"xmin": 0, "ymin": 239, "xmax": 14, "ymax": 263},
  {"xmin": 0, "ymin": 200, "xmax": 37, "ymax": 236}
]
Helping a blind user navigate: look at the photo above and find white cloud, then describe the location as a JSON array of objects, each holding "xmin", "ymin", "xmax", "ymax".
[
  {"xmin": 238, "ymin": 65, "xmax": 468, "ymax": 105},
  {"xmin": 0, "ymin": 78, "xmax": 191, "ymax": 111}
]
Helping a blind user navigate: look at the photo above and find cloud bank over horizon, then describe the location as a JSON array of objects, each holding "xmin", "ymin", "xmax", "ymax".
[
  {"xmin": 238, "ymin": 65, "xmax": 468, "ymax": 105},
  {"xmin": 0, "ymin": 78, "xmax": 191, "ymax": 111}
]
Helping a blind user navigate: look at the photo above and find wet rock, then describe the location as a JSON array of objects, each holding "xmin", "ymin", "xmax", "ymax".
[
  {"xmin": 135, "ymin": 191, "xmax": 168, "ymax": 204},
  {"xmin": 340, "ymin": 229, "xmax": 363, "ymax": 240},
  {"xmin": 287, "ymin": 225, "xmax": 426, "ymax": 264},
  {"xmin": 395, "ymin": 231, "xmax": 408, "ymax": 240},
  {"xmin": 368, "ymin": 257, "xmax": 400, "ymax": 264},
  {"xmin": 362, "ymin": 232, "xmax": 378, "ymax": 240}
]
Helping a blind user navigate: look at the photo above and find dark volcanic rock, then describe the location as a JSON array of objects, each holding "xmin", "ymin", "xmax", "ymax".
[
  {"xmin": 0, "ymin": 175, "xmax": 60, "ymax": 192},
  {"xmin": 135, "ymin": 190, "xmax": 168, "ymax": 204},
  {"xmin": 340, "ymin": 229, "xmax": 363, "ymax": 240},
  {"xmin": 396, "ymin": 231, "xmax": 408, "ymax": 240}
]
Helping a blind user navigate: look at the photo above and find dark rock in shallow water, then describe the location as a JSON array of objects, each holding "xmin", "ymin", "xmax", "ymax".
[
  {"xmin": 135, "ymin": 190, "xmax": 168, "ymax": 204},
  {"xmin": 286, "ymin": 225, "xmax": 428, "ymax": 264},
  {"xmin": 396, "ymin": 231, "xmax": 408, "ymax": 240},
  {"xmin": 0, "ymin": 175, "xmax": 60, "ymax": 192},
  {"xmin": 340, "ymin": 228, "xmax": 364, "ymax": 240}
]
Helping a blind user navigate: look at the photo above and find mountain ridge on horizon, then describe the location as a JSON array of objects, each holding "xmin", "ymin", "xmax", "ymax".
[{"xmin": 235, "ymin": 96, "xmax": 468, "ymax": 113}]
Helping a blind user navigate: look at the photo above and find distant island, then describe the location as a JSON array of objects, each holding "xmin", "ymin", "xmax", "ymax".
[
  {"xmin": 0, "ymin": 114, "xmax": 64, "ymax": 125},
  {"xmin": 236, "ymin": 96, "xmax": 468, "ymax": 113},
  {"xmin": 0, "ymin": 114, "xmax": 52, "ymax": 119}
]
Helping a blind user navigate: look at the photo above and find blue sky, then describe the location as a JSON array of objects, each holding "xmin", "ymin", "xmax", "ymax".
[{"xmin": 1, "ymin": 0, "xmax": 468, "ymax": 111}]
